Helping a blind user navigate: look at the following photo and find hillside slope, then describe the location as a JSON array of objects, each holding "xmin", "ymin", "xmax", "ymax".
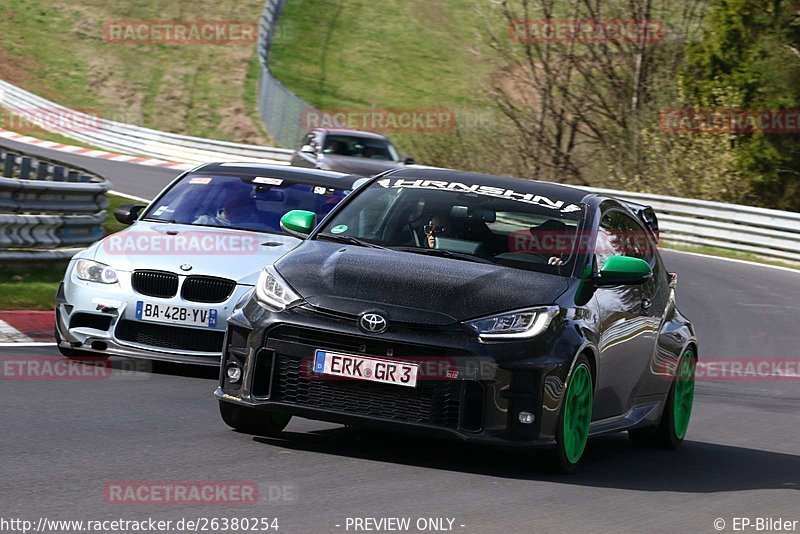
[{"xmin": 0, "ymin": 0, "xmax": 269, "ymax": 144}]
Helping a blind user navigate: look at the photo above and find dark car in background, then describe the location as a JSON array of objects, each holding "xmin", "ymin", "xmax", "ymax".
[
  {"xmin": 216, "ymin": 167, "xmax": 697, "ymax": 473},
  {"xmin": 290, "ymin": 128, "xmax": 416, "ymax": 175}
]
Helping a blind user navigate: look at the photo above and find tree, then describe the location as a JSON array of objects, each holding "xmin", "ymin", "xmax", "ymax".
[{"xmin": 682, "ymin": 0, "xmax": 800, "ymax": 210}]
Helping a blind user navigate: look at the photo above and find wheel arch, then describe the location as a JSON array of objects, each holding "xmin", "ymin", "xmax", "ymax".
[{"xmin": 571, "ymin": 342, "xmax": 598, "ymax": 391}]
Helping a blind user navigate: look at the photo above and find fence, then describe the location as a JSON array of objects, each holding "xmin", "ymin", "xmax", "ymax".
[
  {"xmin": 256, "ymin": 0, "xmax": 316, "ymax": 148},
  {"xmin": 586, "ymin": 188, "xmax": 800, "ymax": 263},
  {"xmin": 0, "ymin": 80, "xmax": 293, "ymax": 165},
  {"xmin": 0, "ymin": 148, "xmax": 110, "ymax": 261}
]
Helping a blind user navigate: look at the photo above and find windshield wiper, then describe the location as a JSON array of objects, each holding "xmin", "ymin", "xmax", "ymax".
[
  {"xmin": 141, "ymin": 218, "xmax": 177, "ymax": 224},
  {"xmin": 391, "ymin": 246, "xmax": 496, "ymax": 265},
  {"xmin": 316, "ymin": 233, "xmax": 390, "ymax": 250}
]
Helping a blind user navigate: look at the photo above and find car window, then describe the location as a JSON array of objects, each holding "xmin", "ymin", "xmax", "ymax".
[
  {"xmin": 300, "ymin": 133, "xmax": 315, "ymax": 148},
  {"xmin": 316, "ymin": 177, "xmax": 585, "ymax": 275},
  {"xmin": 596, "ymin": 210, "xmax": 655, "ymax": 270},
  {"xmin": 321, "ymin": 135, "xmax": 400, "ymax": 161},
  {"xmin": 142, "ymin": 174, "xmax": 349, "ymax": 234}
]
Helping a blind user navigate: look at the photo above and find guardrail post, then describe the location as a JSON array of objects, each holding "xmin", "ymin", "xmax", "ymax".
[
  {"xmin": 3, "ymin": 152, "xmax": 16, "ymax": 178},
  {"xmin": 52, "ymin": 165, "xmax": 65, "ymax": 182},
  {"xmin": 19, "ymin": 157, "xmax": 32, "ymax": 180},
  {"xmin": 36, "ymin": 162, "xmax": 48, "ymax": 180}
]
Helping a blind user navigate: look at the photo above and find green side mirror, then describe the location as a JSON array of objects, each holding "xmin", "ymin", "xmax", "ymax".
[
  {"xmin": 596, "ymin": 255, "xmax": 653, "ymax": 286},
  {"xmin": 280, "ymin": 210, "xmax": 316, "ymax": 238}
]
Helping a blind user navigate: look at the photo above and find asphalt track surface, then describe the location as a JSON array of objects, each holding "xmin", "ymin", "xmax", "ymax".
[{"xmin": 1, "ymin": 139, "xmax": 798, "ymax": 533}]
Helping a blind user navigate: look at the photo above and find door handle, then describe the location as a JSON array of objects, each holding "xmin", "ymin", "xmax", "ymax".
[{"xmin": 641, "ymin": 298, "xmax": 652, "ymax": 310}]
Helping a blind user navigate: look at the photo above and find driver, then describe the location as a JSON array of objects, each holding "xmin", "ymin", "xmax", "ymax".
[
  {"xmin": 193, "ymin": 183, "xmax": 255, "ymax": 227},
  {"xmin": 424, "ymin": 214, "xmax": 464, "ymax": 248}
]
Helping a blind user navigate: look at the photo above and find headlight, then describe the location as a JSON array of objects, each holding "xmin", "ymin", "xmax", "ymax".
[
  {"xmin": 74, "ymin": 259, "xmax": 118, "ymax": 284},
  {"xmin": 466, "ymin": 306, "xmax": 560, "ymax": 340},
  {"xmin": 254, "ymin": 266, "xmax": 302, "ymax": 311}
]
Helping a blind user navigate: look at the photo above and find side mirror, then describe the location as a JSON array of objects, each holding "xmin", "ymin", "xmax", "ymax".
[
  {"xmin": 595, "ymin": 255, "xmax": 653, "ymax": 286},
  {"xmin": 403, "ymin": 156, "xmax": 415, "ymax": 165},
  {"xmin": 300, "ymin": 144, "xmax": 317, "ymax": 155},
  {"xmin": 280, "ymin": 210, "xmax": 316, "ymax": 238},
  {"xmin": 114, "ymin": 204, "xmax": 146, "ymax": 225}
]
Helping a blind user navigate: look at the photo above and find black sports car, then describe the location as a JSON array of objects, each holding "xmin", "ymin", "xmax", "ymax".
[{"xmin": 215, "ymin": 168, "xmax": 697, "ymax": 472}]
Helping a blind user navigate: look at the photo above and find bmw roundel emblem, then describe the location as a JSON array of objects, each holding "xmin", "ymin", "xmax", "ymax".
[
  {"xmin": 359, "ymin": 313, "xmax": 388, "ymax": 334},
  {"xmin": 180, "ymin": 264, "xmax": 192, "ymax": 271}
]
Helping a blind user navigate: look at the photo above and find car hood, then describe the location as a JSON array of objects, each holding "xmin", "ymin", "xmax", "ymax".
[
  {"xmin": 275, "ymin": 241, "xmax": 570, "ymax": 325},
  {"xmin": 86, "ymin": 222, "xmax": 300, "ymax": 285},
  {"xmin": 320, "ymin": 155, "xmax": 404, "ymax": 175}
]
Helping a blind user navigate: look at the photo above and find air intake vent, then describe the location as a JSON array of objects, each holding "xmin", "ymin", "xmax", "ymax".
[{"xmin": 115, "ymin": 320, "xmax": 224, "ymax": 352}]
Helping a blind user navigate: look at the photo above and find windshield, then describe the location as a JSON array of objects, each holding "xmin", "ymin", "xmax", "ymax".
[
  {"xmin": 321, "ymin": 135, "xmax": 400, "ymax": 162},
  {"xmin": 316, "ymin": 177, "xmax": 585, "ymax": 275},
  {"xmin": 141, "ymin": 173, "xmax": 349, "ymax": 234}
]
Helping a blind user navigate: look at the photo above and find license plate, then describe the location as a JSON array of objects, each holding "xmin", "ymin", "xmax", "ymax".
[
  {"xmin": 313, "ymin": 350, "xmax": 418, "ymax": 388},
  {"xmin": 135, "ymin": 301, "xmax": 217, "ymax": 328}
]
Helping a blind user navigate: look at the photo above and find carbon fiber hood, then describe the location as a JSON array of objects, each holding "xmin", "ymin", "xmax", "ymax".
[{"xmin": 275, "ymin": 240, "xmax": 570, "ymax": 325}]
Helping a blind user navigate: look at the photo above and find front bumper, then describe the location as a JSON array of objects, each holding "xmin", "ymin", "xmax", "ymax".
[
  {"xmin": 57, "ymin": 266, "xmax": 251, "ymax": 365},
  {"xmin": 216, "ymin": 299, "xmax": 585, "ymax": 448}
]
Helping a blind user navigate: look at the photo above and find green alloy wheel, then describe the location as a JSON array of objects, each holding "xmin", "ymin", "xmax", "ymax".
[
  {"xmin": 551, "ymin": 356, "xmax": 593, "ymax": 473},
  {"xmin": 629, "ymin": 348, "xmax": 696, "ymax": 448},
  {"xmin": 672, "ymin": 350, "xmax": 696, "ymax": 439}
]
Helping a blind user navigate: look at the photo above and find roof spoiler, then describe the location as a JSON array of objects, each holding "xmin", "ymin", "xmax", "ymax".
[{"xmin": 623, "ymin": 200, "xmax": 659, "ymax": 243}]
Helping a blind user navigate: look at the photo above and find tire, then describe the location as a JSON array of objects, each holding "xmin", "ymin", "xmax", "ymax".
[
  {"xmin": 219, "ymin": 400, "xmax": 291, "ymax": 437},
  {"xmin": 629, "ymin": 348, "xmax": 696, "ymax": 449},
  {"xmin": 546, "ymin": 355, "xmax": 594, "ymax": 474}
]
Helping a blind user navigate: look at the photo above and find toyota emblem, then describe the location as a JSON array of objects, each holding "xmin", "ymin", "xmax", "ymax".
[{"xmin": 359, "ymin": 313, "xmax": 388, "ymax": 334}]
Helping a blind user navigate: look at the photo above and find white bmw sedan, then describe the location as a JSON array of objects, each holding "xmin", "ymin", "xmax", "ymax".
[{"xmin": 55, "ymin": 162, "xmax": 362, "ymax": 365}]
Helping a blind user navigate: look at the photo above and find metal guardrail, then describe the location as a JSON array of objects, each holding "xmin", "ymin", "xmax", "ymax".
[
  {"xmin": 585, "ymin": 188, "xmax": 800, "ymax": 263},
  {"xmin": 0, "ymin": 148, "xmax": 110, "ymax": 261},
  {"xmin": 0, "ymin": 79, "xmax": 294, "ymax": 165},
  {"xmin": 257, "ymin": 0, "xmax": 316, "ymax": 148}
]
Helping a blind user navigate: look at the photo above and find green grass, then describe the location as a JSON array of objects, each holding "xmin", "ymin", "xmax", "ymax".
[
  {"xmin": 0, "ymin": 193, "xmax": 132, "ymax": 310},
  {"xmin": 269, "ymin": 0, "xmax": 497, "ymax": 151},
  {"xmin": 0, "ymin": 0, "xmax": 270, "ymax": 144},
  {"xmin": 0, "ymin": 264, "xmax": 65, "ymax": 310}
]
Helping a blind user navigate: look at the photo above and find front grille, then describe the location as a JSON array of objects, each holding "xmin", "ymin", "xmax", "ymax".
[
  {"xmin": 115, "ymin": 319, "xmax": 224, "ymax": 352},
  {"xmin": 268, "ymin": 325, "xmax": 470, "ymax": 359},
  {"xmin": 181, "ymin": 276, "xmax": 236, "ymax": 303},
  {"xmin": 69, "ymin": 313, "xmax": 112, "ymax": 331},
  {"xmin": 131, "ymin": 270, "xmax": 178, "ymax": 298},
  {"xmin": 271, "ymin": 354, "xmax": 462, "ymax": 428}
]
